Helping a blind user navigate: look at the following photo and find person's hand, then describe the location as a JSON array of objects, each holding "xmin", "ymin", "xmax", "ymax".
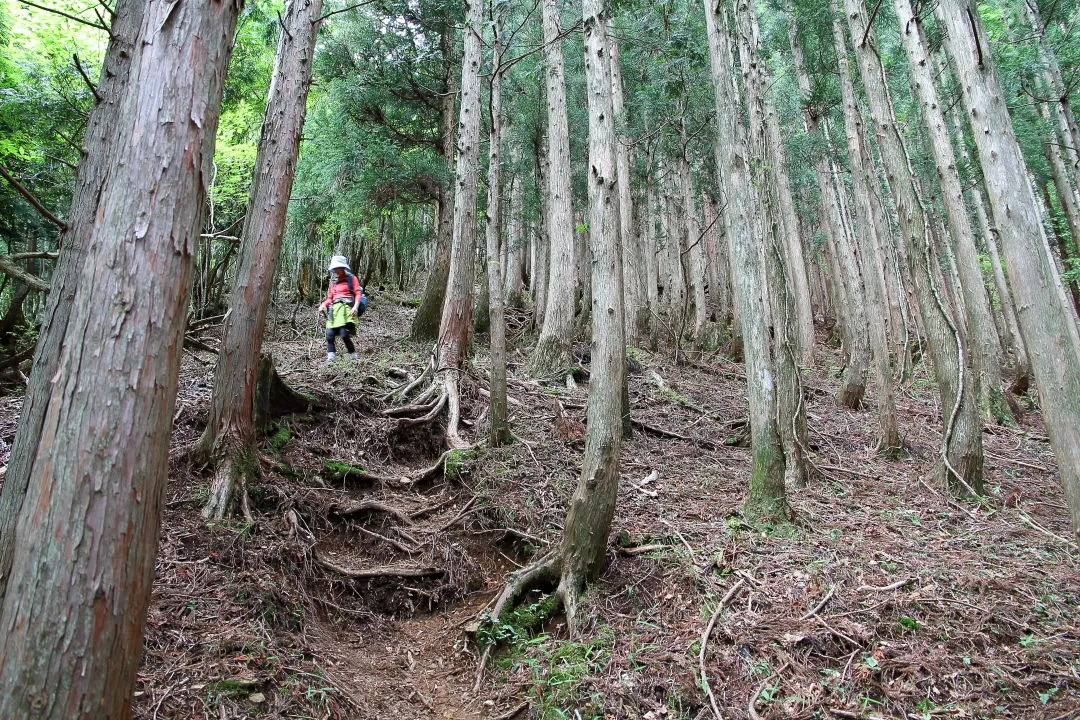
[
  {"xmin": 350, "ymin": 308, "xmax": 358, "ymax": 318},
  {"xmin": 319, "ymin": 306, "xmax": 327, "ymax": 316}
]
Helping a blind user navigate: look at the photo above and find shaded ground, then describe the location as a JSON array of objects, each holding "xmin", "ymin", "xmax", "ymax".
[{"xmin": 0, "ymin": 298, "xmax": 1075, "ymax": 719}]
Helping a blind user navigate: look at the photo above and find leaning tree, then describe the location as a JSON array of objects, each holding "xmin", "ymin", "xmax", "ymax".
[{"xmin": 0, "ymin": 0, "xmax": 241, "ymax": 714}]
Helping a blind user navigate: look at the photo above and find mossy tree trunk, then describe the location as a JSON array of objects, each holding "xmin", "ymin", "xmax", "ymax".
[
  {"xmin": 553, "ymin": 0, "xmax": 626, "ymax": 624},
  {"xmin": 705, "ymin": 0, "xmax": 787, "ymax": 520}
]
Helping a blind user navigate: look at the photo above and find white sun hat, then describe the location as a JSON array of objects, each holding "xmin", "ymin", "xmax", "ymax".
[{"xmin": 328, "ymin": 255, "xmax": 351, "ymax": 272}]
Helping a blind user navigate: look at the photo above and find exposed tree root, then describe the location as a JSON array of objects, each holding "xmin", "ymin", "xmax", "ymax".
[
  {"xmin": 202, "ymin": 448, "xmax": 255, "ymax": 522},
  {"xmin": 474, "ymin": 551, "xmax": 563, "ymax": 689},
  {"xmin": 330, "ymin": 500, "xmax": 412, "ymax": 524},
  {"xmin": 313, "ymin": 551, "xmax": 443, "ymax": 579},
  {"xmin": 381, "ymin": 344, "xmax": 471, "ymax": 448}
]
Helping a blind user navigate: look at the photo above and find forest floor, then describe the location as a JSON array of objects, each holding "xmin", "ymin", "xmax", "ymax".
[{"xmin": 2, "ymin": 298, "xmax": 1076, "ymax": 720}]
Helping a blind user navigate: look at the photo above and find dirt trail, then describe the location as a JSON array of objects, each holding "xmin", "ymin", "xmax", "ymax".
[
  {"xmin": 1, "ymin": 295, "xmax": 1067, "ymax": 719},
  {"xmin": 315, "ymin": 592, "xmax": 502, "ymax": 719}
]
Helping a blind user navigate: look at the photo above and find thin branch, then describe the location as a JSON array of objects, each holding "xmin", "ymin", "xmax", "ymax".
[
  {"xmin": 0, "ymin": 163, "xmax": 67, "ymax": 232},
  {"xmin": 73, "ymin": 54, "xmax": 101, "ymax": 102},
  {"xmin": 496, "ymin": 21, "xmax": 583, "ymax": 75},
  {"xmin": 860, "ymin": 0, "xmax": 885, "ymax": 49},
  {"xmin": 317, "ymin": 0, "xmax": 379, "ymax": 22},
  {"xmin": 16, "ymin": 0, "xmax": 110, "ymax": 34}
]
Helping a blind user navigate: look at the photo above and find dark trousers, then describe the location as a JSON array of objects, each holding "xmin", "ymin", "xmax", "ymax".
[{"xmin": 326, "ymin": 326, "xmax": 355, "ymax": 354}]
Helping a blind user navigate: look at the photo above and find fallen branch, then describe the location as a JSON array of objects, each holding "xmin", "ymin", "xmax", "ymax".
[
  {"xmin": 489, "ymin": 701, "xmax": 529, "ymax": 720},
  {"xmin": 817, "ymin": 464, "xmax": 878, "ymax": 481},
  {"xmin": 856, "ymin": 577, "xmax": 914, "ymax": 592},
  {"xmin": 0, "ymin": 343, "xmax": 36, "ymax": 371},
  {"xmin": 985, "ymin": 451, "xmax": 1050, "ymax": 473},
  {"xmin": 355, "ymin": 525, "xmax": 419, "ymax": 554},
  {"xmin": 618, "ymin": 543, "xmax": 667, "ymax": 556},
  {"xmin": 183, "ymin": 335, "xmax": 219, "ymax": 355},
  {"xmin": 699, "ymin": 578, "xmax": 747, "ymax": 720},
  {"xmin": 798, "ymin": 585, "xmax": 836, "ymax": 621},
  {"xmin": 325, "ymin": 464, "xmax": 409, "ymax": 486},
  {"xmin": 1017, "ymin": 510, "xmax": 1078, "ymax": 550},
  {"xmin": 630, "ymin": 418, "xmax": 718, "ymax": 450},
  {"xmin": 314, "ymin": 553, "xmax": 442, "ymax": 579}
]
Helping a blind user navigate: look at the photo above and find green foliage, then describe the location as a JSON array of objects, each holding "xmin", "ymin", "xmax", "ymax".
[
  {"xmin": 266, "ymin": 424, "xmax": 291, "ymax": 450},
  {"xmin": 323, "ymin": 460, "xmax": 365, "ymax": 476},
  {"xmin": 445, "ymin": 446, "xmax": 482, "ymax": 481}
]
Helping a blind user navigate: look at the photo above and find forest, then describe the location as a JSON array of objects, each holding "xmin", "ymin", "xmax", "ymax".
[{"xmin": 0, "ymin": 0, "xmax": 1077, "ymax": 717}]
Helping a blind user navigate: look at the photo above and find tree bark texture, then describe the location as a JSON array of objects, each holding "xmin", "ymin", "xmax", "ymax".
[
  {"xmin": 610, "ymin": 38, "xmax": 644, "ymax": 345},
  {"xmin": 938, "ymin": 0, "xmax": 1080, "ymax": 535},
  {"xmin": 486, "ymin": 4, "xmax": 510, "ymax": 447},
  {"xmin": 196, "ymin": 0, "xmax": 323, "ymax": 519},
  {"xmin": 0, "ymin": 0, "xmax": 145, "ymax": 602},
  {"xmin": 739, "ymin": 0, "xmax": 810, "ymax": 488},
  {"xmin": 826, "ymin": 8, "xmax": 885, "ymax": 420},
  {"xmin": 556, "ymin": 0, "xmax": 625, "ymax": 611},
  {"xmin": 531, "ymin": 0, "xmax": 577, "ymax": 377},
  {"xmin": 761, "ymin": 59, "xmax": 814, "ymax": 365},
  {"xmin": 847, "ymin": 0, "xmax": 984, "ymax": 494},
  {"xmin": 411, "ymin": 29, "xmax": 458, "ymax": 341},
  {"xmin": 704, "ymin": 0, "xmax": 787, "ymax": 519},
  {"xmin": 0, "ymin": 0, "xmax": 241, "ymax": 715},
  {"xmin": 896, "ymin": 0, "xmax": 1009, "ymax": 424}
]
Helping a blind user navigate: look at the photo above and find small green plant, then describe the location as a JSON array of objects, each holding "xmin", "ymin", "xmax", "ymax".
[
  {"xmin": 323, "ymin": 460, "xmax": 365, "ymax": 476},
  {"xmin": 266, "ymin": 424, "xmax": 291, "ymax": 450},
  {"xmin": 897, "ymin": 616, "xmax": 920, "ymax": 631}
]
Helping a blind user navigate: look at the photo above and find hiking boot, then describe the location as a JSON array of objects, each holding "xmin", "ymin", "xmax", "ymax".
[
  {"xmin": 351, "ymin": 352, "xmax": 359, "ymax": 361},
  {"xmin": 325, "ymin": 352, "xmax": 336, "ymax": 365}
]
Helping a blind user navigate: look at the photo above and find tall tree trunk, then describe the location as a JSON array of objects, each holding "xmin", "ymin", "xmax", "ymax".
[
  {"xmin": 0, "ymin": 0, "xmax": 240, "ymax": 714},
  {"xmin": 531, "ymin": 111, "xmax": 550, "ymax": 330},
  {"xmin": 0, "ymin": 0, "xmax": 145, "ymax": 602},
  {"xmin": 504, "ymin": 173, "xmax": 525, "ymax": 306},
  {"xmin": 896, "ymin": 0, "xmax": 1011, "ymax": 424},
  {"xmin": 437, "ymin": 0, "xmax": 485, "ymax": 448},
  {"xmin": 411, "ymin": 28, "xmax": 457, "ymax": 341},
  {"xmin": 847, "ymin": 0, "xmax": 984, "ymax": 495},
  {"xmin": 739, "ymin": 0, "xmax": 810, "ymax": 488},
  {"xmin": 1043, "ymin": 138, "xmax": 1080, "ymax": 311},
  {"xmin": 705, "ymin": 0, "xmax": 787, "ymax": 520},
  {"xmin": 531, "ymin": 0, "xmax": 577, "ymax": 377},
  {"xmin": 610, "ymin": 37, "xmax": 641, "ymax": 344},
  {"xmin": 677, "ymin": 125, "xmax": 707, "ymax": 342},
  {"xmin": 486, "ymin": 3, "xmax": 510, "ymax": 447},
  {"xmin": 762, "ymin": 60, "xmax": 814, "ymax": 365},
  {"xmin": 195, "ymin": 0, "xmax": 322, "ymax": 520},
  {"xmin": 553, "ymin": 0, "xmax": 625, "ymax": 627},
  {"xmin": 938, "ymin": 0, "xmax": 1080, "ymax": 533},
  {"xmin": 643, "ymin": 145, "xmax": 661, "ymax": 348},
  {"xmin": 824, "ymin": 11, "xmax": 900, "ymax": 446},
  {"xmin": 1024, "ymin": 0, "xmax": 1080, "ymax": 183}
]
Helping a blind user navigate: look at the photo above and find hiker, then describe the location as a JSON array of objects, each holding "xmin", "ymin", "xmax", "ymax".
[{"xmin": 319, "ymin": 255, "xmax": 366, "ymax": 363}]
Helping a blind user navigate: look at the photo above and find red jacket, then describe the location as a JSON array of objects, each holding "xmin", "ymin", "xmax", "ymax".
[{"xmin": 320, "ymin": 274, "xmax": 362, "ymax": 311}]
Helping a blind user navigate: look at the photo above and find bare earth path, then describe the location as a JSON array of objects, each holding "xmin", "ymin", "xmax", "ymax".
[{"xmin": 1, "ymin": 298, "xmax": 1074, "ymax": 719}]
